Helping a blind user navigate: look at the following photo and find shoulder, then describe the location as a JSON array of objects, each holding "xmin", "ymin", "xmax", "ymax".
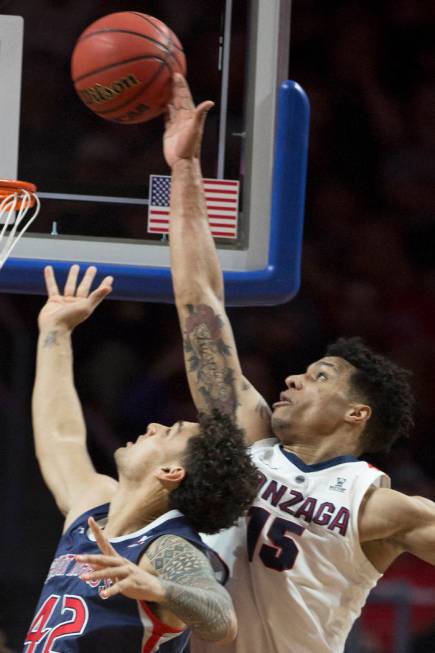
[
  {"xmin": 144, "ymin": 534, "xmax": 217, "ymax": 582},
  {"xmin": 359, "ymin": 486, "xmax": 432, "ymax": 543},
  {"xmin": 63, "ymin": 474, "xmax": 118, "ymax": 532},
  {"xmin": 249, "ymin": 437, "xmax": 279, "ymax": 453},
  {"xmin": 347, "ymin": 460, "xmax": 390, "ymax": 491},
  {"xmin": 358, "ymin": 460, "xmax": 390, "ymax": 480}
]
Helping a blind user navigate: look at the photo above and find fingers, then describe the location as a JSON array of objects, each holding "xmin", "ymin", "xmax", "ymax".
[
  {"xmin": 44, "ymin": 265, "xmax": 60, "ymax": 297},
  {"xmin": 88, "ymin": 276, "xmax": 113, "ymax": 309},
  {"xmin": 100, "ymin": 580, "xmax": 123, "ymax": 599},
  {"xmin": 172, "ymin": 73, "xmax": 194, "ymax": 111},
  {"xmin": 100, "ymin": 575, "xmax": 145, "ymax": 599},
  {"xmin": 45, "ymin": 265, "xmax": 113, "ymax": 301},
  {"xmin": 77, "ymin": 554, "xmax": 161, "ymax": 601},
  {"xmin": 76, "ymin": 266, "xmax": 97, "ymax": 297},
  {"xmin": 64, "ymin": 264, "xmax": 80, "ymax": 297},
  {"xmin": 172, "ymin": 74, "xmax": 213, "ymax": 116},
  {"xmin": 196, "ymin": 100, "xmax": 215, "ymax": 116},
  {"xmin": 165, "ymin": 103, "xmax": 176, "ymax": 128},
  {"xmin": 194, "ymin": 101, "xmax": 215, "ymax": 134},
  {"xmin": 88, "ymin": 517, "xmax": 118, "ymax": 557},
  {"xmin": 79, "ymin": 560, "xmax": 130, "ymax": 579}
]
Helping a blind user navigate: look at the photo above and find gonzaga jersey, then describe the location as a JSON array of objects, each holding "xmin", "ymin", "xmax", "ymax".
[
  {"xmin": 24, "ymin": 505, "xmax": 226, "ymax": 653},
  {"xmin": 192, "ymin": 438, "xmax": 389, "ymax": 653}
]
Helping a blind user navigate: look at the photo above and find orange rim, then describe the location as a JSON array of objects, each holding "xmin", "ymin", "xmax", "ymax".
[
  {"xmin": 0, "ymin": 179, "xmax": 37, "ymax": 209},
  {"xmin": 0, "ymin": 179, "xmax": 37, "ymax": 193}
]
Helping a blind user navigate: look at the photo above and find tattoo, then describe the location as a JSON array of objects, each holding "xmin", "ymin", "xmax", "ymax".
[
  {"xmin": 146, "ymin": 535, "xmax": 233, "ymax": 641},
  {"xmin": 183, "ymin": 304, "xmax": 238, "ymax": 416},
  {"xmin": 256, "ymin": 398, "xmax": 272, "ymax": 421},
  {"xmin": 43, "ymin": 330, "xmax": 59, "ymax": 348}
]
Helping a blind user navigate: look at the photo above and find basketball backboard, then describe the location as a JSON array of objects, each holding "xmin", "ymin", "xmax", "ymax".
[
  {"xmin": 0, "ymin": 0, "xmax": 309, "ymax": 305},
  {"xmin": 0, "ymin": 14, "xmax": 23, "ymax": 180}
]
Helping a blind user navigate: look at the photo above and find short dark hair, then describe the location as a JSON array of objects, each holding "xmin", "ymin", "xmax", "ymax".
[
  {"xmin": 169, "ymin": 410, "xmax": 261, "ymax": 534},
  {"xmin": 326, "ymin": 337, "xmax": 414, "ymax": 454}
]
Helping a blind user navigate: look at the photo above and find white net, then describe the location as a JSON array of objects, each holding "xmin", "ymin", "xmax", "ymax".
[{"xmin": 0, "ymin": 185, "xmax": 40, "ymax": 268}]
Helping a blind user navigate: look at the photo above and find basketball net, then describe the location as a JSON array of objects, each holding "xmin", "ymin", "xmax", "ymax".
[{"xmin": 0, "ymin": 180, "xmax": 40, "ymax": 269}]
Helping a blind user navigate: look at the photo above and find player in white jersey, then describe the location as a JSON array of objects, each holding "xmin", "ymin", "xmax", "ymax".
[{"xmin": 164, "ymin": 75, "xmax": 435, "ymax": 653}]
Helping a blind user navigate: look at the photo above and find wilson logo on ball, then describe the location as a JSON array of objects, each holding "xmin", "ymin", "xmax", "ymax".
[{"xmin": 78, "ymin": 74, "xmax": 140, "ymax": 106}]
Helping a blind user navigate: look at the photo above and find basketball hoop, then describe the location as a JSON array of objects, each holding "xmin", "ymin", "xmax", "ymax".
[{"xmin": 0, "ymin": 179, "xmax": 40, "ymax": 269}]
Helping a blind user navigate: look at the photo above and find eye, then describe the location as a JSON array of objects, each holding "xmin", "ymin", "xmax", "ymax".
[{"xmin": 316, "ymin": 371, "xmax": 328, "ymax": 381}]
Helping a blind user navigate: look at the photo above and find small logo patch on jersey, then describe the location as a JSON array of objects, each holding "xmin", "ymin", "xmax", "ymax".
[
  {"xmin": 127, "ymin": 535, "xmax": 149, "ymax": 548},
  {"xmin": 329, "ymin": 477, "xmax": 347, "ymax": 492}
]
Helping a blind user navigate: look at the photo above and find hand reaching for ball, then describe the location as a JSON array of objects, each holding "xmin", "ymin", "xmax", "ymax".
[{"xmin": 163, "ymin": 74, "xmax": 214, "ymax": 168}]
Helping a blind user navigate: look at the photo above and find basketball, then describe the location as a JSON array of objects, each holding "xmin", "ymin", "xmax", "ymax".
[{"xmin": 71, "ymin": 12, "xmax": 186, "ymax": 124}]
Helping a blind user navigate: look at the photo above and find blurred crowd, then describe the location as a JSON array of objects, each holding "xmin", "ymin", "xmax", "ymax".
[{"xmin": 1, "ymin": 0, "xmax": 435, "ymax": 651}]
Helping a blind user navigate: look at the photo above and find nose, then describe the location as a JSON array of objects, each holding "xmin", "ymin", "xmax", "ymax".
[
  {"xmin": 285, "ymin": 375, "xmax": 303, "ymax": 390},
  {"xmin": 146, "ymin": 423, "xmax": 163, "ymax": 436}
]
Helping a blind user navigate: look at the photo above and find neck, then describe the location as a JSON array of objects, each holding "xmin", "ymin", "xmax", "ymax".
[
  {"xmin": 104, "ymin": 480, "xmax": 169, "ymax": 538},
  {"xmin": 281, "ymin": 442, "xmax": 356, "ymax": 465},
  {"xmin": 279, "ymin": 428, "xmax": 360, "ymax": 465}
]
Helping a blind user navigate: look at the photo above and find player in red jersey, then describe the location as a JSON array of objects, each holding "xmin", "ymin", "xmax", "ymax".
[{"xmin": 24, "ymin": 264, "xmax": 260, "ymax": 652}]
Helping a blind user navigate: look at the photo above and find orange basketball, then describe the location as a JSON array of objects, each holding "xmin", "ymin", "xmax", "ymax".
[{"xmin": 71, "ymin": 12, "xmax": 186, "ymax": 124}]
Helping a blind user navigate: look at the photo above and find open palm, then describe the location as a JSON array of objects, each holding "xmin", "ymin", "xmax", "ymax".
[
  {"xmin": 163, "ymin": 74, "xmax": 214, "ymax": 168},
  {"xmin": 38, "ymin": 265, "xmax": 113, "ymax": 331}
]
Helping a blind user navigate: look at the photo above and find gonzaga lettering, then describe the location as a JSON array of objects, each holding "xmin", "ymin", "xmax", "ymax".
[{"xmin": 193, "ymin": 438, "xmax": 390, "ymax": 653}]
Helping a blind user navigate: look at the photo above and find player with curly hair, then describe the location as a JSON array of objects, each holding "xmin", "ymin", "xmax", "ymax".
[
  {"xmin": 24, "ymin": 264, "xmax": 260, "ymax": 652},
  {"xmin": 164, "ymin": 75, "xmax": 435, "ymax": 653}
]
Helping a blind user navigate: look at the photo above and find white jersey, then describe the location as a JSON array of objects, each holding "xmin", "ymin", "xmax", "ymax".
[{"xmin": 192, "ymin": 438, "xmax": 390, "ymax": 653}]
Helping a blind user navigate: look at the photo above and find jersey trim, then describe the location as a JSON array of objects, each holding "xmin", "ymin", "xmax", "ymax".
[
  {"xmin": 85, "ymin": 507, "xmax": 185, "ymax": 543},
  {"xmin": 139, "ymin": 600, "xmax": 185, "ymax": 653},
  {"xmin": 279, "ymin": 447, "xmax": 359, "ymax": 471}
]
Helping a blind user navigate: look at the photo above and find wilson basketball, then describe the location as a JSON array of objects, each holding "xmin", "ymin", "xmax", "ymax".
[{"xmin": 71, "ymin": 12, "xmax": 186, "ymax": 124}]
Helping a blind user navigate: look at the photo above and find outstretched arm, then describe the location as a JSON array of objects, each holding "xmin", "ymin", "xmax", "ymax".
[
  {"xmin": 79, "ymin": 518, "xmax": 237, "ymax": 644},
  {"xmin": 166, "ymin": 75, "xmax": 271, "ymax": 442},
  {"xmin": 33, "ymin": 265, "xmax": 116, "ymax": 523},
  {"xmin": 360, "ymin": 487, "xmax": 435, "ymax": 567}
]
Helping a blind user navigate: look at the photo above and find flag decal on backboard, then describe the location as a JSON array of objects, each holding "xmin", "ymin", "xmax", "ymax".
[{"xmin": 148, "ymin": 175, "xmax": 239, "ymax": 239}]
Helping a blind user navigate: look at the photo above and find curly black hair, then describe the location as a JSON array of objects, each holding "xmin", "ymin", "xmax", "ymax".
[
  {"xmin": 168, "ymin": 410, "xmax": 261, "ymax": 534},
  {"xmin": 326, "ymin": 337, "xmax": 415, "ymax": 454}
]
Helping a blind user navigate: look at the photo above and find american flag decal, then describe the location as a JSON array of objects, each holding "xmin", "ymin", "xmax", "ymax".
[{"xmin": 148, "ymin": 175, "xmax": 239, "ymax": 239}]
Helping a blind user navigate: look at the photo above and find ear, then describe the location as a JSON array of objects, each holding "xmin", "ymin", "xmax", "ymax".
[
  {"xmin": 154, "ymin": 465, "xmax": 186, "ymax": 490},
  {"xmin": 345, "ymin": 403, "xmax": 372, "ymax": 425}
]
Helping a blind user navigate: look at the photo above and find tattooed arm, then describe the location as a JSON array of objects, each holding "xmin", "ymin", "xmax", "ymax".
[
  {"xmin": 33, "ymin": 265, "xmax": 116, "ymax": 524},
  {"xmin": 79, "ymin": 531, "xmax": 237, "ymax": 643},
  {"xmin": 148, "ymin": 534, "xmax": 236, "ymax": 642},
  {"xmin": 165, "ymin": 74, "xmax": 271, "ymax": 442}
]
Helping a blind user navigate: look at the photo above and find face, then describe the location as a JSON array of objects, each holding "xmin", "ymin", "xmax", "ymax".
[
  {"xmin": 115, "ymin": 420, "xmax": 199, "ymax": 481},
  {"xmin": 272, "ymin": 357, "xmax": 357, "ymax": 444}
]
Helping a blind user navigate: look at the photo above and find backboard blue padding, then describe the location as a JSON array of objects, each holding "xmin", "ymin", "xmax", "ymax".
[{"xmin": 0, "ymin": 81, "xmax": 309, "ymax": 305}]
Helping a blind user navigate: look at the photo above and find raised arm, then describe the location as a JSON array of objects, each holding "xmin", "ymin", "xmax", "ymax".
[
  {"xmin": 78, "ymin": 518, "xmax": 237, "ymax": 644},
  {"xmin": 165, "ymin": 75, "xmax": 271, "ymax": 442},
  {"xmin": 33, "ymin": 265, "xmax": 116, "ymax": 522}
]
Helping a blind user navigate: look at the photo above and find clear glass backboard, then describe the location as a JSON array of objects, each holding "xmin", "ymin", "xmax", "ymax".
[{"xmin": 0, "ymin": 0, "xmax": 309, "ymax": 304}]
